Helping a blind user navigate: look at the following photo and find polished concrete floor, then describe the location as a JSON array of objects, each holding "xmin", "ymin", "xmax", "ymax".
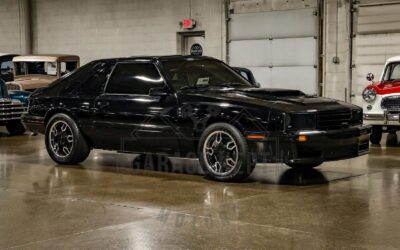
[{"xmin": 1, "ymin": 131, "xmax": 400, "ymax": 250}]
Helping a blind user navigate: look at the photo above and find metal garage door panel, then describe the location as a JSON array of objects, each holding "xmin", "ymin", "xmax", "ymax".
[
  {"xmin": 247, "ymin": 67, "xmax": 271, "ymax": 86},
  {"xmin": 230, "ymin": 40, "xmax": 270, "ymax": 67},
  {"xmin": 248, "ymin": 66, "xmax": 317, "ymax": 95},
  {"xmin": 271, "ymin": 37, "xmax": 317, "ymax": 66},
  {"xmin": 357, "ymin": 3, "xmax": 400, "ymax": 34},
  {"xmin": 230, "ymin": 8, "xmax": 317, "ymax": 40},
  {"xmin": 271, "ymin": 67, "xmax": 317, "ymax": 95}
]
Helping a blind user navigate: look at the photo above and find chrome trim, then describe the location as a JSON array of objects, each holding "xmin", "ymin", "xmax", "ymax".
[
  {"xmin": 297, "ymin": 130, "xmax": 327, "ymax": 135},
  {"xmin": 364, "ymin": 113, "xmax": 400, "ymax": 125}
]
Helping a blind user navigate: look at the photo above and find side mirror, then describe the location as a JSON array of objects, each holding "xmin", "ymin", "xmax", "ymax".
[
  {"xmin": 149, "ymin": 87, "xmax": 169, "ymax": 97},
  {"xmin": 366, "ymin": 73, "xmax": 375, "ymax": 82},
  {"xmin": 254, "ymin": 82, "xmax": 261, "ymax": 88}
]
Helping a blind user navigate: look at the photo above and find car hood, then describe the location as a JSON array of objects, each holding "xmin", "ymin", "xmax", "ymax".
[{"xmin": 180, "ymin": 88, "xmax": 359, "ymax": 112}]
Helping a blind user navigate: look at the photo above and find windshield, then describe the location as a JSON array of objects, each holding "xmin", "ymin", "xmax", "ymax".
[
  {"xmin": 15, "ymin": 61, "xmax": 78, "ymax": 77},
  {"xmin": 161, "ymin": 59, "xmax": 252, "ymax": 90},
  {"xmin": 383, "ymin": 62, "xmax": 400, "ymax": 82}
]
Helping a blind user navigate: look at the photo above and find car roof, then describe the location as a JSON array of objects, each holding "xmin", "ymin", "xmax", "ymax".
[
  {"xmin": 13, "ymin": 54, "xmax": 80, "ymax": 62},
  {"xmin": 386, "ymin": 56, "xmax": 400, "ymax": 63},
  {"xmin": 92, "ymin": 55, "xmax": 218, "ymax": 63},
  {"xmin": 0, "ymin": 53, "xmax": 18, "ymax": 58}
]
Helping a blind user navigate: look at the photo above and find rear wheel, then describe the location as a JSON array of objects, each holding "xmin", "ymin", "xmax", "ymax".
[
  {"xmin": 45, "ymin": 114, "xmax": 91, "ymax": 164},
  {"xmin": 286, "ymin": 162, "xmax": 323, "ymax": 169},
  {"xmin": 6, "ymin": 120, "xmax": 26, "ymax": 136},
  {"xmin": 370, "ymin": 126, "xmax": 383, "ymax": 145},
  {"xmin": 198, "ymin": 123, "xmax": 256, "ymax": 182}
]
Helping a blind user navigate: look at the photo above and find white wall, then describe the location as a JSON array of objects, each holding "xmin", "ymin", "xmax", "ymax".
[
  {"xmin": 323, "ymin": 0, "xmax": 351, "ymax": 102},
  {"xmin": 31, "ymin": 0, "xmax": 225, "ymax": 64},
  {"xmin": 0, "ymin": 0, "xmax": 30, "ymax": 54}
]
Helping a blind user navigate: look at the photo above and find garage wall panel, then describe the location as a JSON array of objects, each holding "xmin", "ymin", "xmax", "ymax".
[
  {"xmin": 0, "ymin": 0, "xmax": 30, "ymax": 54},
  {"xmin": 356, "ymin": 3, "xmax": 400, "ymax": 34},
  {"xmin": 271, "ymin": 37, "xmax": 317, "ymax": 67},
  {"xmin": 230, "ymin": 8, "xmax": 318, "ymax": 40},
  {"xmin": 229, "ymin": 7, "xmax": 319, "ymax": 95},
  {"xmin": 31, "ymin": 0, "xmax": 224, "ymax": 64},
  {"xmin": 230, "ymin": 40, "xmax": 270, "ymax": 67}
]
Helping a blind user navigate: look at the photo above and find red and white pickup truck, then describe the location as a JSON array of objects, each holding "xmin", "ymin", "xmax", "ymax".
[{"xmin": 363, "ymin": 56, "xmax": 400, "ymax": 144}]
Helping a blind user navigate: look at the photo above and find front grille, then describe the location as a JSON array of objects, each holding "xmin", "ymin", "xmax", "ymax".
[
  {"xmin": 381, "ymin": 96, "xmax": 400, "ymax": 111},
  {"xmin": 0, "ymin": 100, "xmax": 27, "ymax": 121},
  {"xmin": 317, "ymin": 109, "xmax": 352, "ymax": 130}
]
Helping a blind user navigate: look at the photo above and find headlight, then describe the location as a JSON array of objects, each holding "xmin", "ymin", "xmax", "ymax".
[{"xmin": 362, "ymin": 88, "xmax": 377, "ymax": 103}]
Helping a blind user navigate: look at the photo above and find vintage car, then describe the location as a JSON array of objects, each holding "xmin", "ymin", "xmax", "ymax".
[
  {"xmin": 23, "ymin": 56, "xmax": 370, "ymax": 182},
  {"xmin": 6, "ymin": 54, "xmax": 80, "ymax": 91},
  {"xmin": 0, "ymin": 79, "xmax": 30, "ymax": 135},
  {"xmin": 363, "ymin": 56, "xmax": 400, "ymax": 144},
  {"xmin": 0, "ymin": 53, "xmax": 18, "ymax": 82},
  {"xmin": 233, "ymin": 67, "xmax": 260, "ymax": 88}
]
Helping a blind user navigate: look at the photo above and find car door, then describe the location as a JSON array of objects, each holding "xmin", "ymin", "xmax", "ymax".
[{"xmin": 92, "ymin": 62, "xmax": 179, "ymax": 154}]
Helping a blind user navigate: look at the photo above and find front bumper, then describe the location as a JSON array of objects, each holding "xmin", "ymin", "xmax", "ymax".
[
  {"xmin": 248, "ymin": 125, "xmax": 371, "ymax": 164},
  {"xmin": 364, "ymin": 112, "xmax": 400, "ymax": 126}
]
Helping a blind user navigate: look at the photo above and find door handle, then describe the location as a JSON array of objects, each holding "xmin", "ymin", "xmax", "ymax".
[{"xmin": 97, "ymin": 101, "xmax": 110, "ymax": 109}]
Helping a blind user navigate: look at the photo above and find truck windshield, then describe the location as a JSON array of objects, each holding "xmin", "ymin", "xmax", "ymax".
[
  {"xmin": 161, "ymin": 59, "xmax": 252, "ymax": 90},
  {"xmin": 383, "ymin": 63, "xmax": 400, "ymax": 82}
]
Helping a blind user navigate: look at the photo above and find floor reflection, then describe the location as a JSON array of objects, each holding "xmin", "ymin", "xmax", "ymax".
[{"xmin": 278, "ymin": 168, "xmax": 328, "ymax": 185}]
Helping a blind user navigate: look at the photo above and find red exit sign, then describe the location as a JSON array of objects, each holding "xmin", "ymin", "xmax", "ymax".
[{"xmin": 183, "ymin": 19, "xmax": 196, "ymax": 29}]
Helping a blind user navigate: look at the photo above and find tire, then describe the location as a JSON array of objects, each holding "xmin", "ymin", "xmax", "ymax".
[
  {"xmin": 198, "ymin": 123, "xmax": 256, "ymax": 182},
  {"xmin": 6, "ymin": 120, "xmax": 26, "ymax": 136},
  {"xmin": 45, "ymin": 113, "xmax": 91, "ymax": 164},
  {"xmin": 370, "ymin": 126, "xmax": 383, "ymax": 145},
  {"xmin": 286, "ymin": 162, "xmax": 323, "ymax": 169}
]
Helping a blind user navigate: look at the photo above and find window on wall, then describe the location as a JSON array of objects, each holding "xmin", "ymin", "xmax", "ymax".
[{"xmin": 106, "ymin": 63, "xmax": 164, "ymax": 95}]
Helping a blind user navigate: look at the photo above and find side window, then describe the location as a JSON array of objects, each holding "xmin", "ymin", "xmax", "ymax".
[
  {"xmin": 77, "ymin": 63, "xmax": 114, "ymax": 96},
  {"xmin": 60, "ymin": 62, "xmax": 78, "ymax": 76},
  {"xmin": 106, "ymin": 63, "xmax": 164, "ymax": 95},
  {"xmin": 47, "ymin": 62, "xmax": 98, "ymax": 96},
  {"xmin": 239, "ymin": 71, "xmax": 250, "ymax": 81}
]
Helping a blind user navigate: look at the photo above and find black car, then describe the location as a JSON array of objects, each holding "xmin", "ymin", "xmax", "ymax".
[{"xmin": 23, "ymin": 56, "xmax": 370, "ymax": 182}]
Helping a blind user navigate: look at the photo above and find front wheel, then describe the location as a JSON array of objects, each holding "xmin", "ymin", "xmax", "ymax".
[
  {"xmin": 45, "ymin": 114, "xmax": 91, "ymax": 165},
  {"xmin": 198, "ymin": 123, "xmax": 256, "ymax": 182},
  {"xmin": 286, "ymin": 162, "xmax": 323, "ymax": 169},
  {"xmin": 6, "ymin": 120, "xmax": 26, "ymax": 136}
]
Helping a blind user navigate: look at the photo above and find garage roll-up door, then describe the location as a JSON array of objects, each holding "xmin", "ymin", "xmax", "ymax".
[
  {"xmin": 228, "ymin": 8, "xmax": 319, "ymax": 95},
  {"xmin": 352, "ymin": 2, "xmax": 400, "ymax": 105}
]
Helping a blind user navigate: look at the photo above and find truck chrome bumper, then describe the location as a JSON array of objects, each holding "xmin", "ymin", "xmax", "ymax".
[{"xmin": 364, "ymin": 112, "xmax": 400, "ymax": 126}]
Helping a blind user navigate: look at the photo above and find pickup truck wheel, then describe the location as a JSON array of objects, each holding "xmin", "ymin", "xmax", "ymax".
[
  {"xmin": 370, "ymin": 126, "xmax": 383, "ymax": 145},
  {"xmin": 6, "ymin": 120, "xmax": 26, "ymax": 136},
  {"xmin": 286, "ymin": 162, "xmax": 322, "ymax": 169},
  {"xmin": 45, "ymin": 114, "xmax": 91, "ymax": 165},
  {"xmin": 198, "ymin": 123, "xmax": 256, "ymax": 182}
]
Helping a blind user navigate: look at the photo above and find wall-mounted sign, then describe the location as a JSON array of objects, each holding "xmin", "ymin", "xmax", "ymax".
[
  {"xmin": 183, "ymin": 19, "xmax": 196, "ymax": 29},
  {"xmin": 190, "ymin": 43, "xmax": 203, "ymax": 56}
]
